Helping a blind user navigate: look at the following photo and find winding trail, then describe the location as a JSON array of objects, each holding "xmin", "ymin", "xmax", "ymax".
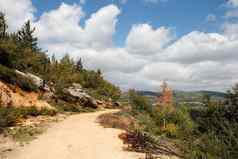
[{"xmin": 6, "ymin": 110, "xmax": 143, "ymax": 159}]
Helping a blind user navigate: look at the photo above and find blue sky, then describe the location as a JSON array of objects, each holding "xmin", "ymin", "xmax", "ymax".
[
  {"xmin": 31, "ymin": 0, "xmax": 226, "ymax": 46},
  {"xmin": 1, "ymin": 0, "xmax": 238, "ymax": 91}
]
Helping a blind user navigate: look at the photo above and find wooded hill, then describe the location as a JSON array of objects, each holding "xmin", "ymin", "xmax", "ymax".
[{"xmin": 0, "ymin": 12, "xmax": 121, "ymax": 102}]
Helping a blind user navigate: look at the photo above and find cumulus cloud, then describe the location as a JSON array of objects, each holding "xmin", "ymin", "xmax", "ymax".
[
  {"xmin": 35, "ymin": 3, "xmax": 85, "ymax": 46},
  {"xmin": 83, "ymin": 4, "xmax": 120, "ymax": 49},
  {"xmin": 164, "ymin": 31, "xmax": 238, "ymax": 64},
  {"xmin": 0, "ymin": 0, "xmax": 35, "ymax": 31},
  {"xmin": 126, "ymin": 24, "xmax": 174, "ymax": 56},
  {"xmin": 35, "ymin": 3, "xmax": 120, "ymax": 51},
  {"xmin": 223, "ymin": 22, "xmax": 238, "ymax": 40}
]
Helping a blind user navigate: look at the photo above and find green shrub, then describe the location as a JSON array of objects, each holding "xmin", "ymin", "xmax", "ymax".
[
  {"xmin": 6, "ymin": 126, "xmax": 44, "ymax": 143},
  {"xmin": 51, "ymin": 99, "xmax": 95, "ymax": 113},
  {"xmin": 188, "ymin": 105, "xmax": 238, "ymax": 159},
  {"xmin": 0, "ymin": 107, "xmax": 20, "ymax": 128},
  {"xmin": 0, "ymin": 106, "xmax": 57, "ymax": 129},
  {"xmin": 128, "ymin": 90, "xmax": 152, "ymax": 114}
]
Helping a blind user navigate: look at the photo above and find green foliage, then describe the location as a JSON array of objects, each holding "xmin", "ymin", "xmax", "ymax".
[
  {"xmin": 130, "ymin": 92, "xmax": 238, "ymax": 158},
  {"xmin": 0, "ymin": 32, "xmax": 49, "ymax": 75},
  {"xmin": 51, "ymin": 99, "xmax": 95, "ymax": 113},
  {"xmin": 0, "ymin": 107, "xmax": 19, "ymax": 128},
  {"xmin": 6, "ymin": 126, "xmax": 44, "ymax": 143},
  {"xmin": 189, "ymin": 106, "xmax": 238, "ymax": 158},
  {"xmin": 17, "ymin": 20, "xmax": 38, "ymax": 52},
  {"xmin": 128, "ymin": 89, "xmax": 152, "ymax": 114},
  {"xmin": 47, "ymin": 54, "xmax": 121, "ymax": 101},
  {"xmin": 127, "ymin": 86, "xmax": 238, "ymax": 158},
  {"xmin": 0, "ymin": 12, "xmax": 7, "ymax": 39},
  {"xmin": 0, "ymin": 106, "xmax": 57, "ymax": 129}
]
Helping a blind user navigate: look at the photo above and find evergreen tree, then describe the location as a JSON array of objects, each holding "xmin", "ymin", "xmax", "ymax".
[
  {"xmin": 0, "ymin": 12, "xmax": 7, "ymax": 39},
  {"xmin": 51, "ymin": 54, "xmax": 57, "ymax": 64},
  {"xmin": 97, "ymin": 69, "xmax": 102, "ymax": 76},
  {"xmin": 17, "ymin": 20, "xmax": 38, "ymax": 51},
  {"xmin": 227, "ymin": 84, "xmax": 238, "ymax": 106},
  {"xmin": 75, "ymin": 58, "xmax": 83, "ymax": 71}
]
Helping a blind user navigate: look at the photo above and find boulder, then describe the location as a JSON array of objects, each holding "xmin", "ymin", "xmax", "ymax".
[
  {"xmin": 62, "ymin": 83, "xmax": 98, "ymax": 108},
  {"xmin": 15, "ymin": 70, "xmax": 50, "ymax": 91},
  {"xmin": 15, "ymin": 70, "xmax": 43, "ymax": 88}
]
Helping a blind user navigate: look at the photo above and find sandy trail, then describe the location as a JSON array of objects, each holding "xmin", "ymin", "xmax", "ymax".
[{"xmin": 6, "ymin": 110, "xmax": 143, "ymax": 159}]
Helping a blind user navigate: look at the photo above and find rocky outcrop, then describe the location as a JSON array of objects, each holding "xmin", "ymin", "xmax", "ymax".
[
  {"xmin": 15, "ymin": 70, "xmax": 50, "ymax": 91},
  {"xmin": 15, "ymin": 70, "xmax": 43, "ymax": 88},
  {"xmin": 0, "ymin": 80, "xmax": 53, "ymax": 109},
  {"xmin": 62, "ymin": 83, "xmax": 98, "ymax": 108}
]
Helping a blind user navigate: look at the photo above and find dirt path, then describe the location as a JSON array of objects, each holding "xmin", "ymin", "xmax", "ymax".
[{"xmin": 6, "ymin": 110, "xmax": 144, "ymax": 159}]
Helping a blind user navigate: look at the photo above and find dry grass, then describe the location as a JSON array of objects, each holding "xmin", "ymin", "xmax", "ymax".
[{"xmin": 97, "ymin": 111, "xmax": 136, "ymax": 131}]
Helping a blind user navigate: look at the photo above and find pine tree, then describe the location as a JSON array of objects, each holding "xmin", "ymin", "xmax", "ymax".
[
  {"xmin": 0, "ymin": 12, "xmax": 7, "ymax": 39},
  {"xmin": 17, "ymin": 20, "xmax": 38, "ymax": 51},
  {"xmin": 75, "ymin": 58, "xmax": 83, "ymax": 71},
  {"xmin": 97, "ymin": 69, "xmax": 102, "ymax": 76}
]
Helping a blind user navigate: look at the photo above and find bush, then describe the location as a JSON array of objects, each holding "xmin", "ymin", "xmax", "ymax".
[
  {"xmin": 128, "ymin": 90, "xmax": 152, "ymax": 114},
  {"xmin": 97, "ymin": 112, "xmax": 136, "ymax": 130},
  {"xmin": 6, "ymin": 126, "xmax": 44, "ymax": 143},
  {"xmin": 0, "ymin": 107, "xmax": 20, "ymax": 128},
  {"xmin": 188, "ymin": 105, "xmax": 238, "ymax": 159},
  {"xmin": 0, "ymin": 106, "xmax": 57, "ymax": 129},
  {"xmin": 51, "ymin": 99, "xmax": 95, "ymax": 113}
]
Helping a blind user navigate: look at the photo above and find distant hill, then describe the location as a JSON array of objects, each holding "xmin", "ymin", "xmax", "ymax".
[
  {"xmin": 136, "ymin": 90, "xmax": 227, "ymax": 104},
  {"xmin": 137, "ymin": 91, "xmax": 161, "ymax": 97}
]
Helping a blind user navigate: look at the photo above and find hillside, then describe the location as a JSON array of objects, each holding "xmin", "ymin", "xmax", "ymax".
[{"xmin": 137, "ymin": 90, "xmax": 226, "ymax": 104}]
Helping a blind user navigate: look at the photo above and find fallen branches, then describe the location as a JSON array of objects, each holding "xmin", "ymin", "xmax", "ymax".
[{"xmin": 119, "ymin": 130, "xmax": 183, "ymax": 158}]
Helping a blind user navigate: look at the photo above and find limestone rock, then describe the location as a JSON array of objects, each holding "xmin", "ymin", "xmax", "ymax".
[
  {"xmin": 15, "ymin": 70, "xmax": 43, "ymax": 88},
  {"xmin": 62, "ymin": 83, "xmax": 98, "ymax": 108}
]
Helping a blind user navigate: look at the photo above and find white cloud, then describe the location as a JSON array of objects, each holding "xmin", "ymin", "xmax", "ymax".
[
  {"xmin": 35, "ymin": 3, "xmax": 85, "ymax": 46},
  {"xmin": 84, "ymin": 4, "xmax": 121, "ymax": 49},
  {"xmin": 223, "ymin": 22, "xmax": 238, "ymax": 40},
  {"xmin": 0, "ymin": 0, "xmax": 35, "ymax": 31},
  {"xmin": 140, "ymin": 62, "xmax": 189, "ymax": 82},
  {"xmin": 164, "ymin": 31, "xmax": 238, "ymax": 64},
  {"xmin": 126, "ymin": 24, "xmax": 174, "ymax": 56},
  {"xmin": 35, "ymin": 3, "xmax": 120, "ymax": 51}
]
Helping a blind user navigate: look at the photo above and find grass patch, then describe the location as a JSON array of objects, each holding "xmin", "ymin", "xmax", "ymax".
[
  {"xmin": 5, "ymin": 126, "xmax": 44, "ymax": 144},
  {"xmin": 50, "ymin": 99, "xmax": 96, "ymax": 113},
  {"xmin": 97, "ymin": 111, "xmax": 136, "ymax": 130},
  {"xmin": 0, "ymin": 106, "xmax": 57, "ymax": 130}
]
